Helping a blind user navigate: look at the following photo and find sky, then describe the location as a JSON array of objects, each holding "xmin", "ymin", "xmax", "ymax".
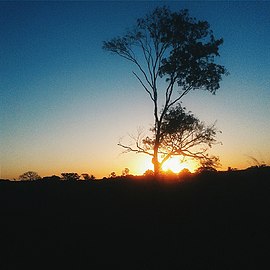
[{"xmin": 1, "ymin": 1, "xmax": 270, "ymax": 179}]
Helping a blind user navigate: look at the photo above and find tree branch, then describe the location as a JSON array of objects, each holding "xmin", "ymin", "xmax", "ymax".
[
  {"xmin": 118, "ymin": 143, "xmax": 153, "ymax": 157},
  {"xmin": 132, "ymin": 71, "xmax": 154, "ymax": 102}
]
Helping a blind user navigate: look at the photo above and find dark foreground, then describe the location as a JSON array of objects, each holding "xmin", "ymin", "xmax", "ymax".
[{"xmin": 1, "ymin": 169, "xmax": 270, "ymax": 269}]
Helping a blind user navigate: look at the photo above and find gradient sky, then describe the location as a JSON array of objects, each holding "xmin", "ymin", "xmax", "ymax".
[{"xmin": 1, "ymin": 1, "xmax": 270, "ymax": 179}]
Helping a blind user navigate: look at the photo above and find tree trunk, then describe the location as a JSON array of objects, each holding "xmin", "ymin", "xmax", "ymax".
[
  {"xmin": 152, "ymin": 157, "xmax": 160, "ymax": 176},
  {"xmin": 153, "ymin": 100, "xmax": 161, "ymax": 177},
  {"xmin": 152, "ymin": 143, "xmax": 160, "ymax": 176}
]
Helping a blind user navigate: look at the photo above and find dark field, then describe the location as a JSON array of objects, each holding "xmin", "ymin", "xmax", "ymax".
[{"xmin": 1, "ymin": 169, "xmax": 270, "ymax": 269}]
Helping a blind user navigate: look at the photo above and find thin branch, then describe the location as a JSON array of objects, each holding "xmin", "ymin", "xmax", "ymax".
[
  {"xmin": 138, "ymin": 38, "xmax": 154, "ymax": 86},
  {"xmin": 118, "ymin": 143, "xmax": 153, "ymax": 157},
  {"xmin": 114, "ymin": 51, "xmax": 135, "ymax": 62},
  {"xmin": 160, "ymin": 153, "xmax": 172, "ymax": 167},
  {"xmin": 133, "ymin": 71, "xmax": 154, "ymax": 102},
  {"xmin": 168, "ymin": 85, "xmax": 193, "ymax": 109},
  {"xmin": 133, "ymin": 58, "xmax": 153, "ymax": 89}
]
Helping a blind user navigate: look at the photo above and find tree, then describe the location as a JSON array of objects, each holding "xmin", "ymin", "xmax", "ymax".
[
  {"xmin": 144, "ymin": 169, "xmax": 154, "ymax": 177},
  {"xmin": 81, "ymin": 173, "xmax": 96, "ymax": 181},
  {"xmin": 110, "ymin": 172, "xmax": 117, "ymax": 178},
  {"xmin": 61, "ymin": 173, "xmax": 80, "ymax": 181},
  {"xmin": 19, "ymin": 171, "xmax": 41, "ymax": 181},
  {"xmin": 103, "ymin": 6, "xmax": 227, "ymax": 175},
  {"xmin": 121, "ymin": 167, "xmax": 130, "ymax": 177},
  {"xmin": 196, "ymin": 158, "xmax": 219, "ymax": 174},
  {"xmin": 196, "ymin": 166, "xmax": 217, "ymax": 174}
]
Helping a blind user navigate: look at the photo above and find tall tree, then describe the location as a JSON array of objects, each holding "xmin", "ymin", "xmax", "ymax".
[{"xmin": 103, "ymin": 7, "xmax": 227, "ymax": 175}]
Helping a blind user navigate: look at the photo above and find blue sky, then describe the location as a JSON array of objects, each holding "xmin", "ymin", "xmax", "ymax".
[{"xmin": 1, "ymin": 1, "xmax": 270, "ymax": 179}]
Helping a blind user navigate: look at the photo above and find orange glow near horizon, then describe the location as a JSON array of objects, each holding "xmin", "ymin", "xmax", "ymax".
[
  {"xmin": 134, "ymin": 156, "xmax": 154, "ymax": 175},
  {"xmin": 162, "ymin": 156, "xmax": 196, "ymax": 173},
  {"xmin": 133, "ymin": 155, "xmax": 197, "ymax": 175}
]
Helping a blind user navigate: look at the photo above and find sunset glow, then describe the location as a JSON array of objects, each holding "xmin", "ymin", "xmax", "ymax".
[
  {"xmin": 162, "ymin": 157, "xmax": 196, "ymax": 174},
  {"xmin": 1, "ymin": 2, "xmax": 269, "ymax": 180},
  {"xmin": 134, "ymin": 156, "xmax": 154, "ymax": 175},
  {"xmin": 133, "ymin": 155, "xmax": 197, "ymax": 176}
]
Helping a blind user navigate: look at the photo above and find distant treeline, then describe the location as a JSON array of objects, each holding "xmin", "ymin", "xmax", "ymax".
[{"xmin": 1, "ymin": 165, "xmax": 270, "ymax": 183}]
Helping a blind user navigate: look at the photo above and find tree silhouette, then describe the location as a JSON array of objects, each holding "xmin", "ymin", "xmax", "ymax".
[
  {"xmin": 196, "ymin": 157, "xmax": 219, "ymax": 174},
  {"xmin": 110, "ymin": 172, "xmax": 117, "ymax": 178},
  {"xmin": 103, "ymin": 6, "xmax": 227, "ymax": 175},
  {"xmin": 61, "ymin": 173, "xmax": 80, "ymax": 181},
  {"xmin": 121, "ymin": 168, "xmax": 130, "ymax": 177},
  {"xmin": 81, "ymin": 173, "xmax": 96, "ymax": 180},
  {"xmin": 121, "ymin": 104, "xmax": 220, "ymax": 169},
  {"xmin": 19, "ymin": 171, "xmax": 41, "ymax": 181},
  {"xmin": 144, "ymin": 169, "xmax": 154, "ymax": 177}
]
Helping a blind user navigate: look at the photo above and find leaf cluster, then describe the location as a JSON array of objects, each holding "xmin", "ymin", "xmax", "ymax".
[
  {"xmin": 143, "ymin": 103, "xmax": 220, "ymax": 164},
  {"xmin": 103, "ymin": 6, "xmax": 227, "ymax": 95}
]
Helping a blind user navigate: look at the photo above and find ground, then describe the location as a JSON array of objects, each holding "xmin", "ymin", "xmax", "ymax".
[{"xmin": 0, "ymin": 168, "xmax": 269, "ymax": 269}]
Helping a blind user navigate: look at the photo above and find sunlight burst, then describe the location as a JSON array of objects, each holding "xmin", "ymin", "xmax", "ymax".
[
  {"xmin": 135, "ymin": 156, "xmax": 154, "ymax": 175},
  {"xmin": 134, "ymin": 156, "xmax": 197, "ymax": 176},
  {"xmin": 162, "ymin": 156, "xmax": 195, "ymax": 174}
]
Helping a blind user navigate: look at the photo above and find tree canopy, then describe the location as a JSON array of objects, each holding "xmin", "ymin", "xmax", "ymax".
[{"xmin": 19, "ymin": 171, "xmax": 41, "ymax": 181}]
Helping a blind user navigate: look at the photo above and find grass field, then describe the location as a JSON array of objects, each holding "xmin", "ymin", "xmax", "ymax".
[{"xmin": 1, "ymin": 168, "xmax": 269, "ymax": 269}]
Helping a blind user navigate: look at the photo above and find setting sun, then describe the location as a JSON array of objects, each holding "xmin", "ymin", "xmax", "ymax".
[
  {"xmin": 133, "ymin": 155, "xmax": 197, "ymax": 175},
  {"xmin": 162, "ymin": 156, "xmax": 196, "ymax": 173}
]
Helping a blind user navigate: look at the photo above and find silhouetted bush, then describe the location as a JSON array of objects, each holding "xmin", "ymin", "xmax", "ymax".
[
  {"xmin": 81, "ymin": 173, "xmax": 96, "ymax": 180},
  {"xmin": 144, "ymin": 169, "xmax": 154, "ymax": 177},
  {"xmin": 42, "ymin": 175, "xmax": 61, "ymax": 181},
  {"xmin": 61, "ymin": 172, "xmax": 80, "ymax": 181}
]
